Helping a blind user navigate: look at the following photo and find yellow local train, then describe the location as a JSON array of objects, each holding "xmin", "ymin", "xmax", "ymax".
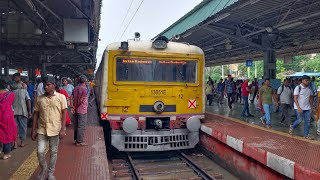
[{"xmin": 95, "ymin": 36, "xmax": 205, "ymax": 151}]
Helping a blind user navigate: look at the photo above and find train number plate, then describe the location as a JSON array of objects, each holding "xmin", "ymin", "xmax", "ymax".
[
  {"xmin": 146, "ymin": 88, "xmax": 172, "ymax": 96},
  {"xmin": 151, "ymin": 89, "xmax": 167, "ymax": 96}
]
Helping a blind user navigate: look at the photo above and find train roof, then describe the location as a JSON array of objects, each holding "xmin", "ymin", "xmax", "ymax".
[{"xmin": 105, "ymin": 40, "xmax": 204, "ymax": 55}]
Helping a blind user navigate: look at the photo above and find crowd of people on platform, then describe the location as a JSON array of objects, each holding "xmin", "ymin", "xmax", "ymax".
[
  {"xmin": 205, "ymin": 74, "xmax": 320, "ymax": 140},
  {"xmin": 0, "ymin": 73, "xmax": 94, "ymax": 180}
]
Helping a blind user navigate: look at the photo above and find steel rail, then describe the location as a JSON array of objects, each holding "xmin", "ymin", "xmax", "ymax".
[
  {"xmin": 126, "ymin": 153, "xmax": 141, "ymax": 180},
  {"xmin": 178, "ymin": 151, "xmax": 215, "ymax": 180}
]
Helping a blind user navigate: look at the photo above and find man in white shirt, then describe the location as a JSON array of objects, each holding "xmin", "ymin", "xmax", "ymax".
[
  {"xmin": 37, "ymin": 82, "xmax": 45, "ymax": 96},
  {"xmin": 289, "ymin": 75, "xmax": 315, "ymax": 139},
  {"xmin": 277, "ymin": 79, "xmax": 293, "ymax": 125}
]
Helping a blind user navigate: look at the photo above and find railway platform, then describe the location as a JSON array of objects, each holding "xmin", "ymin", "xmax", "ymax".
[
  {"xmin": 206, "ymin": 100, "xmax": 320, "ymax": 140},
  {"xmin": 28, "ymin": 125, "xmax": 110, "ymax": 180},
  {"xmin": 2, "ymin": 97, "xmax": 110, "ymax": 180},
  {"xmin": 3, "ymin": 96, "xmax": 320, "ymax": 180},
  {"xmin": 202, "ymin": 100, "xmax": 320, "ymax": 179}
]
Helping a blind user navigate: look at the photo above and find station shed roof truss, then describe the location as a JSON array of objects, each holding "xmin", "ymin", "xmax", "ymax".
[
  {"xmin": 0, "ymin": 0, "xmax": 102, "ymax": 77},
  {"xmin": 156, "ymin": 0, "xmax": 320, "ymax": 66}
]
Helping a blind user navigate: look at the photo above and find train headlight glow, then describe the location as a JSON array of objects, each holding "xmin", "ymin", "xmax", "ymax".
[
  {"xmin": 152, "ymin": 36, "xmax": 168, "ymax": 49},
  {"xmin": 123, "ymin": 117, "xmax": 138, "ymax": 133},
  {"xmin": 186, "ymin": 116, "xmax": 201, "ymax": 132},
  {"xmin": 119, "ymin": 41, "xmax": 128, "ymax": 51},
  {"xmin": 152, "ymin": 40, "xmax": 167, "ymax": 49}
]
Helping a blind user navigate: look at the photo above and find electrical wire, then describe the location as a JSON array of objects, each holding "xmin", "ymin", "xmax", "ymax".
[
  {"xmin": 114, "ymin": 0, "xmax": 134, "ymax": 41},
  {"xmin": 118, "ymin": 0, "xmax": 145, "ymax": 41}
]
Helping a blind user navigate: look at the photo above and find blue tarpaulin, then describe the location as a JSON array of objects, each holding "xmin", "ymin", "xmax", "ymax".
[{"xmin": 286, "ymin": 72, "xmax": 320, "ymax": 77}]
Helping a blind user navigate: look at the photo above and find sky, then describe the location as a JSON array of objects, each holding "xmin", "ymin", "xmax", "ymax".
[{"xmin": 96, "ymin": 0, "xmax": 203, "ymax": 67}]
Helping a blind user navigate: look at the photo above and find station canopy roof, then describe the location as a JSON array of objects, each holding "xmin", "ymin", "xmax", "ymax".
[
  {"xmin": 156, "ymin": 0, "xmax": 320, "ymax": 66},
  {"xmin": 0, "ymin": 0, "xmax": 102, "ymax": 77}
]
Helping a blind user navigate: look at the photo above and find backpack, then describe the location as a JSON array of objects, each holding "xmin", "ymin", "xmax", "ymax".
[
  {"xmin": 278, "ymin": 85, "xmax": 292, "ymax": 102},
  {"xmin": 232, "ymin": 81, "xmax": 237, "ymax": 91},
  {"xmin": 279, "ymin": 85, "xmax": 292, "ymax": 96}
]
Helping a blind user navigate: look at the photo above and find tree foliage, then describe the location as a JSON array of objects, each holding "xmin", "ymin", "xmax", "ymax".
[{"xmin": 206, "ymin": 54, "xmax": 320, "ymax": 81}]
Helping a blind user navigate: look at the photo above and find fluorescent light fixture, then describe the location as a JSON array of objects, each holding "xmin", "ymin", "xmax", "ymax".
[
  {"xmin": 250, "ymin": 0, "xmax": 262, "ymax": 4},
  {"xmin": 224, "ymin": 38, "xmax": 231, "ymax": 44},
  {"xmin": 34, "ymin": 28, "xmax": 42, "ymax": 35},
  {"xmin": 204, "ymin": 47, "xmax": 214, "ymax": 51},
  {"xmin": 236, "ymin": 0, "xmax": 261, "ymax": 10},
  {"xmin": 266, "ymin": 27, "xmax": 273, "ymax": 33},
  {"xmin": 25, "ymin": 0, "xmax": 36, "ymax": 11},
  {"xmin": 182, "ymin": 32, "xmax": 192, "ymax": 38},
  {"xmin": 278, "ymin": 21, "xmax": 304, "ymax": 30},
  {"xmin": 225, "ymin": 43, "xmax": 232, "ymax": 50},
  {"xmin": 214, "ymin": 13, "xmax": 230, "ymax": 22}
]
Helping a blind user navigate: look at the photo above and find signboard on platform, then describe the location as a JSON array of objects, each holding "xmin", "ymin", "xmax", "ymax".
[
  {"xmin": 246, "ymin": 59, "xmax": 253, "ymax": 67},
  {"xmin": 64, "ymin": 19, "xmax": 89, "ymax": 43}
]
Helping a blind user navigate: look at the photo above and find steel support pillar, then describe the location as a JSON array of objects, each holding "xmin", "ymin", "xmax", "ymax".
[
  {"xmin": 0, "ymin": 57, "xmax": 2, "ymax": 78},
  {"xmin": 28, "ymin": 67, "xmax": 35, "ymax": 80},
  {"xmin": 0, "ymin": 55, "xmax": 5, "ymax": 77},
  {"xmin": 263, "ymin": 50, "xmax": 276, "ymax": 79},
  {"xmin": 41, "ymin": 63, "xmax": 46, "ymax": 77},
  {"xmin": 4, "ymin": 57, "xmax": 9, "ymax": 77}
]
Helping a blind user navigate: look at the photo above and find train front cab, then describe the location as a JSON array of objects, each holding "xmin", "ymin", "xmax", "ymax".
[{"xmin": 96, "ymin": 40, "xmax": 205, "ymax": 152}]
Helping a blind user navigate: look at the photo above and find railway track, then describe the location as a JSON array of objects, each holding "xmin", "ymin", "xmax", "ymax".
[{"xmin": 111, "ymin": 150, "xmax": 224, "ymax": 180}]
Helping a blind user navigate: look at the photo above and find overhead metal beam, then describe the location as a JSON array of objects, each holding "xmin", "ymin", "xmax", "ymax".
[
  {"xmin": 11, "ymin": 0, "xmax": 42, "ymax": 29},
  {"xmin": 12, "ymin": 0, "xmax": 59, "ymax": 38},
  {"xmin": 209, "ymin": 22, "xmax": 237, "ymax": 31},
  {"xmin": 78, "ymin": 51, "xmax": 93, "ymax": 63},
  {"xmin": 206, "ymin": 52, "xmax": 264, "ymax": 66},
  {"xmin": 66, "ymin": 0, "xmax": 91, "ymax": 20},
  {"xmin": 203, "ymin": 25, "xmax": 271, "ymax": 51},
  {"xmin": 243, "ymin": 10, "xmax": 320, "ymax": 38},
  {"xmin": 205, "ymin": 46, "xmax": 250, "ymax": 57},
  {"xmin": 6, "ymin": 45, "xmax": 77, "ymax": 52},
  {"xmin": 34, "ymin": 0, "xmax": 62, "ymax": 22},
  {"xmin": 45, "ymin": 62, "xmax": 93, "ymax": 65}
]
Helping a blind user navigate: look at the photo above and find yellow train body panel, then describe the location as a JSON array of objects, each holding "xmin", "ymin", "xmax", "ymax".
[
  {"xmin": 105, "ymin": 51, "xmax": 204, "ymax": 116},
  {"xmin": 95, "ymin": 40, "xmax": 205, "ymax": 151}
]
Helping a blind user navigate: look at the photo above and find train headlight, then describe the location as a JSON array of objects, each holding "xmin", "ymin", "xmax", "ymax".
[
  {"xmin": 153, "ymin": 101, "xmax": 165, "ymax": 113},
  {"xmin": 186, "ymin": 116, "xmax": 201, "ymax": 132},
  {"xmin": 119, "ymin": 41, "xmax": 128, "ymax": 51},
  {"xmin": 123, "ymin": 117, "xmax": 138, "ymax": 133},
  {"xmin": 152, "ymin": 36, "xmax": 168, "ymax": 49}
]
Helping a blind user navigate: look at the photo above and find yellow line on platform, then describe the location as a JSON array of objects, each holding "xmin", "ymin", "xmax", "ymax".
[
  {"xmin": 9, "ymin": 147, "xmax": 48, "ymax": 180},
  {"xmin": 206, "ymin": 112, "xmax": 320, "ymax": 145}
]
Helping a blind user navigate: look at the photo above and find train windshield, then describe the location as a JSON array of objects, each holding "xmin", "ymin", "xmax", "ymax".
[{"xmin": 116, "ymin": 58, "xmax": 197, "ymax": 83}]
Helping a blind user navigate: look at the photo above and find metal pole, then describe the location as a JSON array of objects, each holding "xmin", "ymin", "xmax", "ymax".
[
  {"xmin": 248, "ymin": 67, "xmax": 250, "ymax": 78},
  {"xmin": 255, "ymin": 61, "xmax": 257, "ymax": 78},
  {"xmin": 4, "ymin": 57, "xmax": 9, "ymax": 77},
  {"xmin": 221, "ymin": 65, "xmax": 224, "ymax": 78},
  {"xmin": 0, "ymin": 58, "xmax": 2, "ymax": 78},
  {"xmin": 42, "ymin": 63, "xmax": 46, "ymax": 77}
]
